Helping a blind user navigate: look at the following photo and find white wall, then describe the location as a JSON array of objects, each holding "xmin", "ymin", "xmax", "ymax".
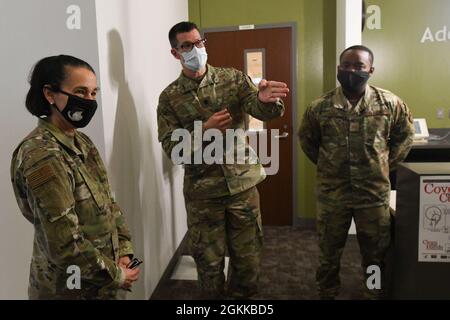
[
  {"xmin": 0, "ymin": 0, "xmax": 105, "ymax": 299},
  {"xmin": 0, "ymin": 0, "xmax": 187, "ymax": 300},
  {"xmin": 336, "ymin": 0, "xmax": 362, "ymax": 66},
  {"xmin": 336, "ymin": 0, "xmax": 362, "ymax": 235},
  {"xmin": 95, "ymin": 0, "xmax": 189, "ymax": 299}
]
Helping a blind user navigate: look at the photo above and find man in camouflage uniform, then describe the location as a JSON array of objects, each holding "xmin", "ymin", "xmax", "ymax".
[
  {"xmin": 298, "ymin": 45, "xmax": 414, "ymax": 299},
  {"xmin": 11, "ymin": 120, "xmax": 136, "ymax": 299},
  {"xmin": 157, "ymin": 21, "xmax": 289, "ymax": 298}
]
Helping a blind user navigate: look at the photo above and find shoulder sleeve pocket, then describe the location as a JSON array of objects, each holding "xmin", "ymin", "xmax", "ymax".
[{"xmin": 25, "ymin": 157, "xmax": 74, "ymax": 222}]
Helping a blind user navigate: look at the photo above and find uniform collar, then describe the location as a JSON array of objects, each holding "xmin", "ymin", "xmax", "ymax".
[
  {"xmin": 333, "ymin": 85, "xmax": 372, "ymax": 114},
  {"xmin": 38, "ymin": 119, "xmax": 85, "ymax": 158},
  {"xmin": 178, "ymin": 64, "xmax": 220, "ymax": 93}
]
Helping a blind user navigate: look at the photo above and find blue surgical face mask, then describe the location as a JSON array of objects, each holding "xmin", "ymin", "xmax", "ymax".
[{"xmin": 181, "ymin": 46, "xmax": 208, "ymax": 72}]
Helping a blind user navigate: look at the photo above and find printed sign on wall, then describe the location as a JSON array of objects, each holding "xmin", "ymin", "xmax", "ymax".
[{"xmin": 419, "ymin": 177, "xmax": 450, "ymax": 263}]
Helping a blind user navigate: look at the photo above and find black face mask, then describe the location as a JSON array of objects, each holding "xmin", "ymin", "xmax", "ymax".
[
  {"xmin": 337, "ymin": 69, "xmax": 371, "ymax": 94},
  {"xmin": 55, "ymin": 90, "xmax": 98, "ymax": 128}
]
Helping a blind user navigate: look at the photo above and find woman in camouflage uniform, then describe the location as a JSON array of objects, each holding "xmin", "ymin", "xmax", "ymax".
[{"xmin": 11, "ymin": 55, "xmax": 139, "ymax": 299}]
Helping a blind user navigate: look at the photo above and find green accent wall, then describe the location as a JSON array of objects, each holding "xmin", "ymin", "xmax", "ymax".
[
  {"xmin": 188, "ymin": 0, "xmax": 337, "ymax": 220},
  {"xmin": 363, "ymin": 0, "xmax": 450, "ymax": 128}
]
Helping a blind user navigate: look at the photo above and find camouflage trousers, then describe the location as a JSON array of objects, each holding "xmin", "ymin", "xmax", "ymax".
[
  {"xmin": 185, "ymin": 186, "xmax": 263, "ymax": 299},
  {"xmin": 316, "ymin": 202, "xmax": 391, "ymax": 299}
]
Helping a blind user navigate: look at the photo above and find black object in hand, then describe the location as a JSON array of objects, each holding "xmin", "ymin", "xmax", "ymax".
[{"xmin": 127, "ymin": 257, "xmax": 143, "ymax": 269}]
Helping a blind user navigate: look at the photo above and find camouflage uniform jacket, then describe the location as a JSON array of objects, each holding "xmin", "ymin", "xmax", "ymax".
[
  {"xmin": 157, "ymin": 65, "xmax": 285, "ymax": 199},
  {"xmin": 11, "ymin": 119, "xmax": 134, "ymax": 299},
  {"xmin": 299, "ymin": 85, "xmax": 414, "ymax": 208}
]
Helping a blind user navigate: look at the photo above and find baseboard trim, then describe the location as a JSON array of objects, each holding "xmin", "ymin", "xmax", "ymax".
[
  {"xmin": 293, "ymin": 217, "xmax": 316, "ymax": 230},
  {"xmin": 150, "ymin": 221, "xmax": 317, "ymax": 299},
  {"xmin": 150, "ymin": 231, "xmax": 189, "ymax": 300}
]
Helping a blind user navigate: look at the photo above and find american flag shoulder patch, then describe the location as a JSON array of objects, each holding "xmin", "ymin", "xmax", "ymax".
[{"xmin": 27, "ymin": 163, "xmax": 56, "ymax": 190}]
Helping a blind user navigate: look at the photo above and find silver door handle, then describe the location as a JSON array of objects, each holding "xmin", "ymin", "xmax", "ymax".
[{"xmin": 274, "ymin": 132, "xmax": 289, "ymax": 139}]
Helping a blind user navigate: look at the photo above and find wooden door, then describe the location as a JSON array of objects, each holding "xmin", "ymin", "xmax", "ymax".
[{"xmin": 204, "ymin": 26, "xmax": 293, "ymax": 225}]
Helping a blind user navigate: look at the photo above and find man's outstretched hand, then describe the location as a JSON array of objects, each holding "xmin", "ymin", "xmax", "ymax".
[{"xmin": 257, "ymin": 79, "xmax": 289, "ymax": 103}]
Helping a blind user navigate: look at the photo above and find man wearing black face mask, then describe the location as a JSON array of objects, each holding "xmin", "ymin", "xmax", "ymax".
[{"xmin": 298, "ymin": 45, "xmax": 414, "ymax": 299}]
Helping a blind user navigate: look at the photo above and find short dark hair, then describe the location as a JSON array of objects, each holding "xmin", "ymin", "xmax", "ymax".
[
  {"xmin": 25, "ymin": 55, "xmax": 95, "ymax": 117},
  {"xmin": 339, "ymin": 45, "xmax": 374, "ymax": 65},
  {"xmin": 168, "ymin": 21, "xmax": 199, "ymax": 48}
]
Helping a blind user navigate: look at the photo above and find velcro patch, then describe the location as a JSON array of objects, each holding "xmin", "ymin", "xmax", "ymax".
[
  {"xmin": 27, "ymin": 164, "xmax": 56, "ymax": 190},
  {"xmin": 350, "ymin": 122, "xmax": 360, "ymax": 133}
]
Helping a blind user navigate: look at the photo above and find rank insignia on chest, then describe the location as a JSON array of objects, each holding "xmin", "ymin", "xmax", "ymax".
[{"xmin": 349, "ymin": 121, "xmax": 360, "ymax": 133}]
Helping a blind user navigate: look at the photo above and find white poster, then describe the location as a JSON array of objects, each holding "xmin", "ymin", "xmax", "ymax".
[{"xmin": 419, "ymin": 176, "xmax": 450, "ymax": 262}]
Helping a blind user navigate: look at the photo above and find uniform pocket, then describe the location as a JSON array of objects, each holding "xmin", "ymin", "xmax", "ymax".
[
  {"xmin": 320, "ymin": 116, "xmax": 349, "ymax": 153},
  {"xmin": 74, "ymin": 184, "xmax": 92, "ymax": 201},
  {"xmin": 187, "ymin": 228, "xmax": 203, "ymax": 259},
  {"xmin": 321, "ymin": 117, "xmax": 346, "ymax": 138},
  {"xmin": 77, "ymin": 164, "xmax": 107, "ymax": 214},
  {"xmin": 25, "ymin": 157, "xmax": 74, "ymax": 223},
  {"xmin": 255, "ymin": 213, "xmax": 264, "ymax": 247},
  {"xmin": 363, "ymin": 112, "xmax": 390, "ymax": 145}
]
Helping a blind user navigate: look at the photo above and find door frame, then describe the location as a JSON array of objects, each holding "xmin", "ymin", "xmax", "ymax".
[{"xmin": 202, "ymin": 23, "xmax": 300, "ymax": 226}]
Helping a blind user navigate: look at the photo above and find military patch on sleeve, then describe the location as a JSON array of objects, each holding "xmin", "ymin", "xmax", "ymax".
[{"xmin": 26, "ymin": 163, "xmax": 56, "ymax": 190}]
